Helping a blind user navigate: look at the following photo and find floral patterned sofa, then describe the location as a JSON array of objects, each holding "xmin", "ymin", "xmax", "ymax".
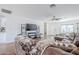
[{"xmin": 15, "ymin": 34, "xmax": 77, "ymax": 55}]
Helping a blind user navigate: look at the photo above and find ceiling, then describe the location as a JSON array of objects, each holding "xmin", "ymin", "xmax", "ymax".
[{"xmin": 0, "ymin": 4, "xmax": 79, "ymax": 20}]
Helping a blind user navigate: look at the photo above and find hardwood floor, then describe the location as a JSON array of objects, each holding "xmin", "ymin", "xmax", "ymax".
[{"xmin": 0, "ymin": 42, "xmax": 16, "ymax": 55}]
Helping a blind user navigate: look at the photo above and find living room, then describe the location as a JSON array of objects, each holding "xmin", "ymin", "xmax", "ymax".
[{"xmin": 0, "ymin": 4, "xmax": 79, "ymax": 55}]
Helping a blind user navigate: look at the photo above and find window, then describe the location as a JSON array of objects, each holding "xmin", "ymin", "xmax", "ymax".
[{"xmin": 61, "ymin": 24, "xmax": 74, "ymax": 33}]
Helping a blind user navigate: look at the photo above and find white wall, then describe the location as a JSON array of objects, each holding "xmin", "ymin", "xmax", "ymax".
[
  {"xmin": 0, "ymin": 14, "xmax": 44, "ymax": 43},
  {"xmin": 0, "ymin": 5, "xmax": 45, "ymax": 43},
  {"xmin": 1, "ymin": 5, "xmax": 79, "ymax": 43},
  {"xmin": 4, "ymin": 15, "xmax": 79, "ymax": 43},
  {"xmin": 47, "ymin": 22, "xmax": 58, "ymax": 35},
  {"xmin": 1, "ymin": 14, "xmax": 79, "ymax": 43}
]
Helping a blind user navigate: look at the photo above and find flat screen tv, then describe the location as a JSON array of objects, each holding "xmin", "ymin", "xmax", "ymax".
[{"xmin": 26, "ymin": 24, "xmax": 37, "ymax": 31}]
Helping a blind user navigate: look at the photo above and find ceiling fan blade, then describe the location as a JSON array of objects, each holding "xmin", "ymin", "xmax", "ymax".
[
  {"xmin": 49, "ymin": 16, "xmax": 63, "ymax": 21},
  {"xmin": 51, "ymin": 18, "xmax": 62, "ymax": 21},
  {"xmin": 55, "ymin": 18, "xmax": 62, "ymax": 20},
  {"xmin": 51, "ymin": 16, "xmax": 56, "ymax": 20}
]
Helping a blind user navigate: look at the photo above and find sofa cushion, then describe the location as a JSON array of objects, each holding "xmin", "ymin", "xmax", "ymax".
[{"xmin": 42, "ymin": 47, "xmax": 72, "ymax": 55}]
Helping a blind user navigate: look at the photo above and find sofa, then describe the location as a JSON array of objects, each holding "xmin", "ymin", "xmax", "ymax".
[{"xmin": 15, "ymin": 34, "xmax": 77, "ymax": 55}]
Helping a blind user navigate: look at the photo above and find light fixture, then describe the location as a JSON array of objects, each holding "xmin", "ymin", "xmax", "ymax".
[{"xmin": 50, "ymin": 4, "xmax": 56, "ymax": 8}]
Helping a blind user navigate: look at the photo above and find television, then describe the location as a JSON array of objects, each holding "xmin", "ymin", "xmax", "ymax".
[{"xmin": 26, "ymin": 24, "xmax": 37, "ymax": 31}]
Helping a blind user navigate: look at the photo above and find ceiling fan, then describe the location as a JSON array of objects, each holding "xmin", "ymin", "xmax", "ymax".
[
  {"xmin": 50, "ymin": 16, "xmax": 62, "ymax": 21},
  {"xmin": 49, "ymin": 4, "xmax": 63, "ymax": 21}
]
